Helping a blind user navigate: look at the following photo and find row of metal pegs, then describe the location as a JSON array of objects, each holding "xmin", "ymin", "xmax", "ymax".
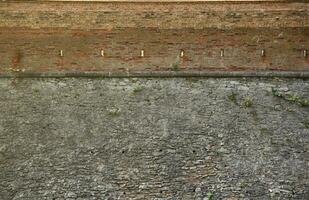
[{"xmin": 58, "ymin": 49, "xmax": 308, "ymax": 58}]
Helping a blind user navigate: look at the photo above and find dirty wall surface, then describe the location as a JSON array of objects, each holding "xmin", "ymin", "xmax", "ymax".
[{"xmin": 0, "ymin": 77, "xmax": 308, "ymax": 199}]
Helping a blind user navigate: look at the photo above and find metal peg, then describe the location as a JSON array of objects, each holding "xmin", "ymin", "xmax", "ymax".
[
  {"xmin": 180, "ymin": 50, "xmax": 184, "ymax": 58},
  {"xmin": 303, "ymin": 50, "xmax": 307, "ymax": 58},
  {"xmin": 140, "ymin": 50, "xmax": 144, "ymax": 57},
  {"xmin": 59, "ymin": 50, "xmax": 63, "ymax": 57},
  {"xmin": 220, "ymin": 49, "xmax": 224, "ymax": 57},
  {"xmin": 100, "ymin": 50, "xmax": 105, "ymax": 57},
  {"xmin": 261, "ymin": 49, "xmax": 265, "ymax": 57}
]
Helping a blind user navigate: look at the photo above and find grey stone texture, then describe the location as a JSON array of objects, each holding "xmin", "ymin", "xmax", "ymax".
[{"xmin": 0, "ymin": 77, "xmax": 308, "ymax": 199}]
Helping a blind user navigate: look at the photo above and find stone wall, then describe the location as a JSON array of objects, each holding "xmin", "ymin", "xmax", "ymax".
[{"xmin": 0, "ymin": 77, "xmax": 308, "ymax": 199}]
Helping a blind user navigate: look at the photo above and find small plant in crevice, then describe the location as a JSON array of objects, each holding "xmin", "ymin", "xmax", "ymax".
[
  {"xmin": 227, "ymin": 91, "xmax": 238, "ymax": 105},
  {"xmin": 271, "ymin": 87, "xmax": 283, "ymax": 97},
  {"xmin": 242, "ymin": 96, "xmax": 253, "ymax": 108},
  {"xmin": 286, "ymin": 107, "xmax": 295, "ymax": 112},
  {"xmin": 205, "ymin": 192, "xmax": 214, "ymax": 200},
  {"xmin": 132, "ymin": 86, "xmax": 144, "ymax": 94},
  {"xmin": 303, "ymin": 121, "xmax": 309, "ymax": 129},
  {"xmin": 107, "ymin": 107, "xmax": 121, "ymax": 117},
  {"xmin": 171, "ymin": 60, "xmax": 180, "ymax": 71},
  {"xmin": 260, "ymin": 128, "xmax": 269, "ymax": 135},
  {"xmin": 251, "ymin": 110, "xmax": 259, "ymax": 123},
  {"xmin": 271, "ymin": 88, "xmax": 309, "ymax": 107}
]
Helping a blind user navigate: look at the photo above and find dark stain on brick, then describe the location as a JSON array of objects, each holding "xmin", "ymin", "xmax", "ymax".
[{"xmin": 11, "ymin": 50, "xmax": 23, "ymax": 68}]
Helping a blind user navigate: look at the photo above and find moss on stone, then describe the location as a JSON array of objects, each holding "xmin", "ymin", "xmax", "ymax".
[{"xmin": 228, "ymin": 91, "xmax": 238, "ymax": 105}]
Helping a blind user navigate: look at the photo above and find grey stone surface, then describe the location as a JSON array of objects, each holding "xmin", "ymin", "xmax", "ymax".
[{"xmin": 0, "ymin": 77, "xmax": 308, "ymax": 200}]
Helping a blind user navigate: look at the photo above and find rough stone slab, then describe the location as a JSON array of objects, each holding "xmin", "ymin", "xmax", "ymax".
[{"xmin": 0, "ymin": 77, "xmax": 308, "ymax": 199}]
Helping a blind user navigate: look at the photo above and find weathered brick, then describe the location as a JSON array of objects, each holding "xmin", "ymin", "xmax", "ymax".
[{"xmin": 0, "ymin": 27, "xmax": 308, "ymax": 73}]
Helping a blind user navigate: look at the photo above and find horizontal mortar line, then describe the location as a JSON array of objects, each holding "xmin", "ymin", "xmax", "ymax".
[
  {"xmin": 0, "ymin": 71, "xmax": 308, "ymax": 78},
  {"xmin": 20, "ymin": 0, "xmax": 299, "ymax": 1},
  {"xmin": 2, "ymin": 0, "xmax": 307, "ymax": 3},
  {"xmin": 2, "ymin": 0, "xmax": 303, "ymax": 2},
  {"xmin": 2, "ymin": 1, "xmax": 308, "ymax": 5}
]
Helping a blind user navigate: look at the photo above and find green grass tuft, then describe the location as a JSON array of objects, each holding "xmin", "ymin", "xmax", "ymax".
[{"xmin": 243, "ymin": 96, "xmax": 253, "ymax": 108}]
